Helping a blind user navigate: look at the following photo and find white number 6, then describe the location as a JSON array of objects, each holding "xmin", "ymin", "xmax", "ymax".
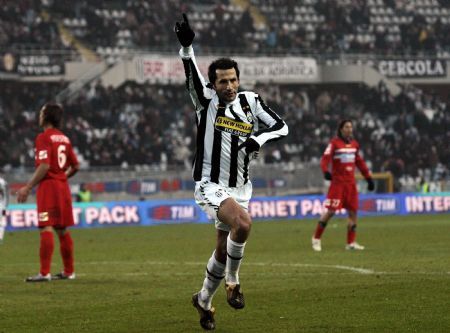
[{"xmin": 57, "ymin": 145, "xmax": 67, "ymax": 168}]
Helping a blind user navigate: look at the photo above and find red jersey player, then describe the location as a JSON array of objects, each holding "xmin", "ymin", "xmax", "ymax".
[
  {"xmin": 312, "ymin": 119, "xmax": 374, "ymax": 251},
  {"xmin": 17, "ymin": 103, "xmax": 80, "ymax": 282}
]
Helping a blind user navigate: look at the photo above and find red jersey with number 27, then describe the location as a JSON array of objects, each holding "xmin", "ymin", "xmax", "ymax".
[
  {"xmin": 320, "ymin": 137, "xmax": 371, "ymax": 184},
  {"xmin": 35, "ymin": 128, "xmax": 79, "ymax": 181}
]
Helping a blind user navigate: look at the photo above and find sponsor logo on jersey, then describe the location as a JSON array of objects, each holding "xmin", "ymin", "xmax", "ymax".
[
  {"xmin": 38, "ymin": 150, "xmax": 48, "ymax": 160},
  {"xmin": 334, "ymin": 153, "xmax": 355, "ymax": 163},
  {"xmin": 215, "ymin": 116, "xmax": 253, "ymax": 137}
]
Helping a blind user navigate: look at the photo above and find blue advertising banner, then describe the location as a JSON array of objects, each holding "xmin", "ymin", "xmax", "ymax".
[{"xmin": 5, "ymin": 193, "xmax": 449, "ymax": 232}]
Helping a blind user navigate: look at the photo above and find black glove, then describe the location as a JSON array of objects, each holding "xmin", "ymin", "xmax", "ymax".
[
  {"xmin": 323, "ymin": 171, "xmax": 332, "ymax": 181},
  {"xmin": 174, "ymin": 13, "xmax": 195, "ymax": 47},
  {"xmin": 238, "ymin": 138, "xmax": 260, "ymax": 154},
  {"xmin": 367, "ymin": 177, "xmax": 375, "ymax": 191}
]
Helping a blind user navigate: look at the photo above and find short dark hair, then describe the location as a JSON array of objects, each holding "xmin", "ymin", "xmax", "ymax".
[
  {"xmin": 208, "ymin": 58, "xmax": 240, "ymax": 84},
  {"xmin": 42, "ymin": 103, "xmax": 63, "ymax": 128},
  {"xmin": 337, "ymin": 119, "xmax": 352, "ymax": 136}
]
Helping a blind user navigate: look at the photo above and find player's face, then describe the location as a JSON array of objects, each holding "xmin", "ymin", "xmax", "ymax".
[
  {"xmin": 341, "ymin": 122, "xmax": 353, "ymax": 138},
  {"xmin": 213, "ymin": 68, "xmax": 239, "ymax": 103}
]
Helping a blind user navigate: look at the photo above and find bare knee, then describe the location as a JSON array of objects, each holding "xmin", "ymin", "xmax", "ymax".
[{"xmin": 232, "ymin": 212, "xmax": 252, "ymax": 241}]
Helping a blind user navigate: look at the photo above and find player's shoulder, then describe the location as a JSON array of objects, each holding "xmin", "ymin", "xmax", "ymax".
[
  {"xmin": 330, "ymin": 136, "xmax": 341, "ymax": 145},
  {"xmin": 36, "ymin": 131, "xmax": 48, "ymax": 142},
  {"xmin": 350, "ymin": 138, "xmax": 360, "ymax": 148},
  {"xmin": 237, "ymin": 91, "xmax": 259, "ymax": 107},
  {"xmin": 238, "ymin": 91, "xmax": 258, "ymax": 99}
]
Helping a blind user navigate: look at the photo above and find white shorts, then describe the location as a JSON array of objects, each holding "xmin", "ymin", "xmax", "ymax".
[{"xmin": 194, "ymin": 178, "xmax": 253, "ymax": 232}]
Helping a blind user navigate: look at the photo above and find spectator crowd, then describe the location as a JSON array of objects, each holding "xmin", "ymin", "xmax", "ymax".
[
  {"xmin": 2, "ymin": 0, "xmax": 450, "ymax": 57},
  {"xmin": 0, "ymin": 79, "xmax": 448, "ymax": 192}
]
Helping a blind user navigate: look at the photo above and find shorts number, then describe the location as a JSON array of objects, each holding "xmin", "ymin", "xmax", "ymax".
[
  {"xmin": 325, "ymin": 199, "xmax": 340, "ymax": 208},
  {"xmin": 57, "ymin": 145, "xmax": 67, "ymax": 168},
  {"xmin": 331, "ymin": 199, "xmax": 340, "ymax": 207}
]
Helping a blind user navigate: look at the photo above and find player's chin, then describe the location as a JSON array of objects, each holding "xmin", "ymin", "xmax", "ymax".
[{"xmin": 223, "ymin": 93, "xmax": 236, "ymax": 102}]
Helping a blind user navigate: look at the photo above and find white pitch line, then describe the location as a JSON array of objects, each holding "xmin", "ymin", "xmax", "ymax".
[{"xmin": 2, "ymin": 260, "xmax": 449, "ymax": 276}]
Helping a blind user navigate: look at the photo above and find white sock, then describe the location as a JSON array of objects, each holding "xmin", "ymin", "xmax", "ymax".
[
  {"xmin": 225, "ymin": 234, "xmax": 246, "ymax": 285},
  {"xmin": 199, "ymin": 251, "xmax": 225, "ymax": 310}
]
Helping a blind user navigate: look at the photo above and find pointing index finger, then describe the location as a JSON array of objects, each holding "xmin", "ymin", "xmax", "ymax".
[{"xmin": 182, "ymin": 13, "xmax": 189, "ymax": 26}]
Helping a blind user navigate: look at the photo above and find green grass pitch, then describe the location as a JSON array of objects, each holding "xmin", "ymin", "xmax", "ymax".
[{"xmin": 1, "ymin": 214, "xmax": 449, "ymax": 333}]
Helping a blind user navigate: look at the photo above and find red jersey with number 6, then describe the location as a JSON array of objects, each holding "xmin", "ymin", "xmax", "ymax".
[
  {"xmin": 320, "ymin": 137, "xmax": 371, "ymax": 184},
  {"xmin": 35, "ymin": 128, "xmax": 79, "ymax": 181}
]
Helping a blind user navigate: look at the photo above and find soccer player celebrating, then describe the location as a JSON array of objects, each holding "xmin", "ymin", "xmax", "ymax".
[
  {"xmin": 312, "ymin": 119, "xmax": 374, "ymax": 252},
  {"xmin": 17, "ymin": 103, "xmax": 79, "ymax": 282},
  {"xmin": 175, "ymin": 14, "xmax": 288, "ymax": 330}
]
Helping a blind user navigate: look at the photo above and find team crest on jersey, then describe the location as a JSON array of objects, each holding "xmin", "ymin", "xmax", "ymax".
[{"xmin": 215, "ymin": 116, "xmax": 253, "ymax": 137}]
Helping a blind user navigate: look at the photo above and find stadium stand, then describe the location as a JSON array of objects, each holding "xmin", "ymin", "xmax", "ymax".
[
  {"xmin": 1, "ymin": 0, "xmax": 449, "ymax": 194},
  {"xmin": 43, "ymin": 0, "xmax": 450, "ymax": 58}
]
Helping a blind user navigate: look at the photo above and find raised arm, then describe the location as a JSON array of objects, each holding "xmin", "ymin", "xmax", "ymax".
[{"xmin": 175, "ymin": 14, "xmax": 211, "ymax": 112}]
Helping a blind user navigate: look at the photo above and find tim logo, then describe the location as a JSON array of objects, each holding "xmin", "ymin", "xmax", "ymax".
[
  {"xmin": 150, "ymin": 205, "xmax": 196, "ymax": 221},
  {"xmin": 360, "ymin": 199, "xmax": 397, "ymax": 213}
]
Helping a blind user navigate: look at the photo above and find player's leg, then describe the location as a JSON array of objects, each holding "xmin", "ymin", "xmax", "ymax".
[
  {"xmin": 26, "ymin": 226, "xmax": 54, "ymax": 282},
  {"xmin": 191, "ymin": 181, "xmax": 231, "ymax": 330},
  {"xmin": 197, "ymin": 229, "xmax": 227, "ymax": 310},
  {"xmin": 192, "ymin": 230, "xmax": 226, "ymax": 330},
  {"xmin": 312, "ymin": 209, "xmax": 335, "ymax": 251},
  {"xmin": 345, "ymin": 185, "xmax": 364, "ymax": 250},
  {"xmin": 27, "ymin": 179, "xmax": 59, "ymax": 282},
  {"xmin": 52, "ymin": 182, "xmax": 76, "ymax": 279},
  {"xmin": 345, "ymin": 210, "xmax": 364, "ymax": 250},
  {"xmin": 312, "ymin": 183, "xmax": 343, "ymax": 251},
  {"xmin": 217, "ymin": 198, "xmax": 250, "ymax": 309},
  {"xmin": 52, "ymin": 227, "xmax": 75, "ymax": 279}
]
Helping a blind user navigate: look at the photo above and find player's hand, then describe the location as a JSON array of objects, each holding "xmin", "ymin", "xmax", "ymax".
[
  {"xmin": 174, "ymin": 13, "xmax": 195, "ymax": 47},
  {"xmin": 367, "ymin": 177, "xmax": 375, "ymax": 191},
  {"xmin": 239, "ymin": 138, "xmax": 260, "ymax": 154},
  {"xmin": 16, "ymin": 186, "xmax": 31, "ymax": 203},
  {"xmin": 323, "ymin": 171, "xmax": 332, "ymax": 181}
]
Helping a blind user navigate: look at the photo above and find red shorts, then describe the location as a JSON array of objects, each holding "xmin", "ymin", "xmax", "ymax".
[
  {"xmin": 37, "ymin": 179, "xmax": 74, "ymax": 228},
  {"xmin": 324, "ymin": 182, "xmax": 358, "ymax": 211}
]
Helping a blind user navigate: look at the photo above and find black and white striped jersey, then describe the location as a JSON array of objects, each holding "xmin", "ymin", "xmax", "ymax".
[{"xmin": 180, "ymin": 46, "xmax": 289, "ymax": 188}]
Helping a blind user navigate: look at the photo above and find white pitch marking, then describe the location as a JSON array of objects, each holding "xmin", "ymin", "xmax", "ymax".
[{"xmin": 2, "ymin": 261, "xmax": 449, "ymax": 276}]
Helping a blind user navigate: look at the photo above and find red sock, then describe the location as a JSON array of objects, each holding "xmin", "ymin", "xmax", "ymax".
[
  {"xmin": 313, "ymin": 221, "xmax": 327, "ymax": 239},
  {"xmin": 58, "ymin": 232, "xmax": 74, "ymax": 275},
  {"xmin": 40, "ymin": 231, "xmax": 54, "ymax": 275},
  {"xmin": 347, "ymin": 224, "xmax": 357, "ymax": 244}
]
